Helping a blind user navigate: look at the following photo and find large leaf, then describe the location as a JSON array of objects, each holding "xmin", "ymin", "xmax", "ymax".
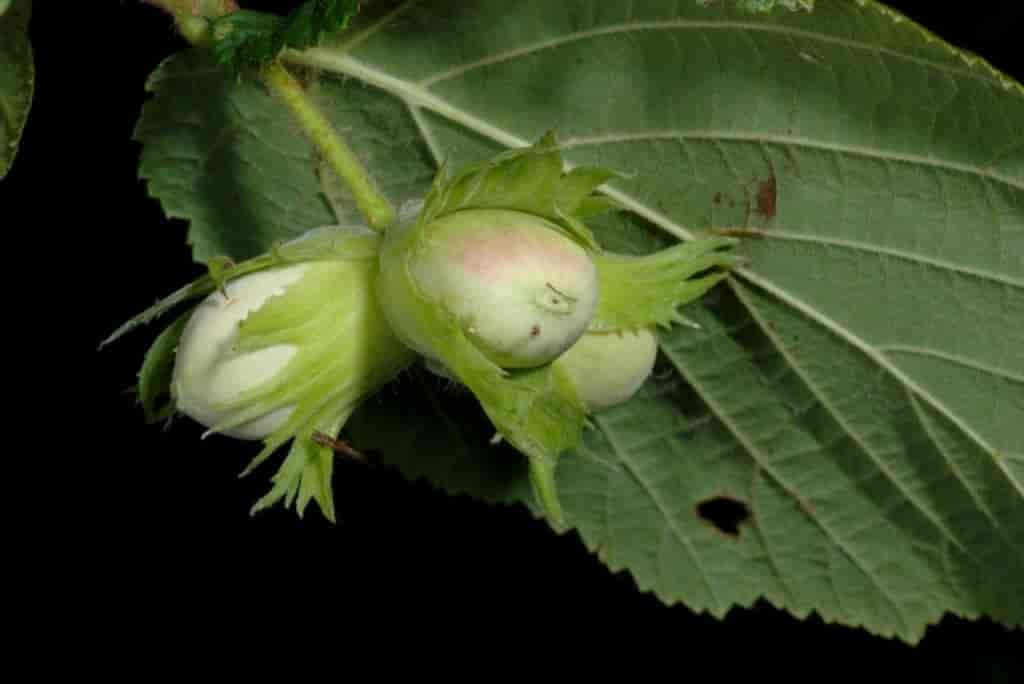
[
  {"xmin": 0, "ymin": 0, "xmax": 33, "ymax": 179},
  {"xmin": 136, "ymin": 0, "xmax": 1024, "ymax": 641}
]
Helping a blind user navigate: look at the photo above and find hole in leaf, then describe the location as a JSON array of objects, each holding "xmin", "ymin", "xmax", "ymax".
[{"xmin": 696, "ymin": 496, "xmax": 750, "ymax": 537}]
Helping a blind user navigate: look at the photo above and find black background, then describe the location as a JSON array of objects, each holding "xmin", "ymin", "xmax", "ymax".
[{"xmin": 15, "ymin": 0, "xmax": 1023, "ymax": 666}]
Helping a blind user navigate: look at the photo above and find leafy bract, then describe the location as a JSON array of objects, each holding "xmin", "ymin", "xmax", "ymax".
[
  {"xmin": 211, "ymin": 0, "xmax": 361, "ymax": 72},
  {"xmin": 591, "ymin": 237, "xmax": 743, "ymax": 331},
  {"xmin": 0, "ymin": 0, "xmax": 32, "ymax": 179},
  {"xmin": 137, "ymin": 310, "xmax": 191, "ymax": 424},
  {"xmin": 101, "ymin": 225, "xmax": 380, "ymax": 347},
  {"xmin": 229, "ymin": 258, "xmax": 415, "ymax": 520},
  {"xmin": 417, "ymin": 132, "xmax": 614, "ymax": 249},
  {"xmin": 137, "ymin": 0, "xmax": 1024, "ymax": 641}
]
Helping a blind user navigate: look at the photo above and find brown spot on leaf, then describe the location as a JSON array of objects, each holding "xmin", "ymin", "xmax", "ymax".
[
  {"xmin": 713, "ymin": 192, "xmax": 723, "ymax": 205},
  {"xmin": 530, "ymin": 324, "xmax": 541, "ymax": 338},
  {"xmin": 756, "ymin": 175, "xmax": 777, "ymax": 221}
]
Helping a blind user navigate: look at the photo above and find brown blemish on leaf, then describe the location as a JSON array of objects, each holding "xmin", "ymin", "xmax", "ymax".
[
  {"xmin": 530, "ymin": 324, "xmax": 541, "ymax": 338},
  {"xmin": 713, "ymin": 192, "xmax": 723, "ymax": 205},
  {"xmin": 756, "ymin": 175, "xmax": 777, "ymax": 221}
]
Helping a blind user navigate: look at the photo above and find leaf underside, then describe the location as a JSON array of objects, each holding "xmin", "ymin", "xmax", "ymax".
[
  {"xmin": 0, "ymin": 0, "xmax": 33, "ymax": 179},
  {"xmin": 137, "ymin": 0, "xmax": 1024, "ymax": 642}
]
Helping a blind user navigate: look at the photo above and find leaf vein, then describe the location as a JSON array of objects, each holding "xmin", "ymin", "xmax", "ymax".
[
  {"xmin": 736, "ymin": 269, "xmax": 1024, "ymax": 500},
  {"xmin": 745, "ymin": 230, "xmax": 1024, "ymax": 289},
  {"xmin": 906, "ymin": 391, "xmax": 1024, "ymax": 562},
  {"xmin": 593, "ymin": 413, "xmax": 723, "ymax": 613},
  {"xmin": 333, "ymin": 0, "xmax": 421, "ymax": 54},
  {"xmin": 661, "ymin": 334, "xmax": 910, "ymax": 633},
  {"xmin": 748, "ymin": 466, "xmax": 800, "ymax": 608},
  {"xmin": 413, "ymin": 19, "xmax": 1011, "ymax": 94},
  {"xmin": 880, "ymin": 345, "xmax": 1024, "ymax": 384},
  {"xmin": 406, "ymin": 104, "xmax": 443, "ymax": 165},
  {"xmin": 559, "ymin": 130, "xmax": 1024, "ymax": 194},
  {"xmin": 731, "ymin": 281, "xmax": 973, "ymax": 557}
]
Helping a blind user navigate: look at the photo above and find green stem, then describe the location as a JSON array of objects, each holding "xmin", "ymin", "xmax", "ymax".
[
  {"xmin": 262, "ymin": 61, "xmax": 396, "ymax": 231},
  {"xmin": 149, "ymin": 0, "xmax": 397, "ymax": 231}
]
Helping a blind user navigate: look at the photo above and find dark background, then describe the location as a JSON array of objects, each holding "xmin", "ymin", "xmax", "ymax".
[{"xmin": 15, "ymin": 0, "xmax": 1022, "ymax": 665}]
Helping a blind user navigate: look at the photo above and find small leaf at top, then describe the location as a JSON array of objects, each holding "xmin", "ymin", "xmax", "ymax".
[
  {"xmin": 698, "ymin": 0, "xmax": 815, "ymax": 11},
  {"xmin": 0, "ymin": 0, "xmax": 33, "ymax": 179},
  {"xmin": 211, "ymin": 0, "xmax": 361, "ymax": 72}
]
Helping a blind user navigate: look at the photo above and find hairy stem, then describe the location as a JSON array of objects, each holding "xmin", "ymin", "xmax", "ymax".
[
  {"xmin": 148, "ymin": 0, "xmax": 397, "ymax": 232},
  {"xmin": 262, "ymin": 61, "xmax": 397, "ymax": 231}
]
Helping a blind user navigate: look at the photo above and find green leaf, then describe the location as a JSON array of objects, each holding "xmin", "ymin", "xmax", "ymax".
[
  {"xmin": 135, "ymin": 48, "xmax": 434, "ymax": 263},
  {"xmin": 139, "ymin": 0, "xmax": 1024, "ymax": 641},
  {"xmin": 0, "ymin": 0, "xmax": 33, "ymax": 179},
  {"xmin": 211, "ymin": 1, "xmax": 361, "ymax": 72}
]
